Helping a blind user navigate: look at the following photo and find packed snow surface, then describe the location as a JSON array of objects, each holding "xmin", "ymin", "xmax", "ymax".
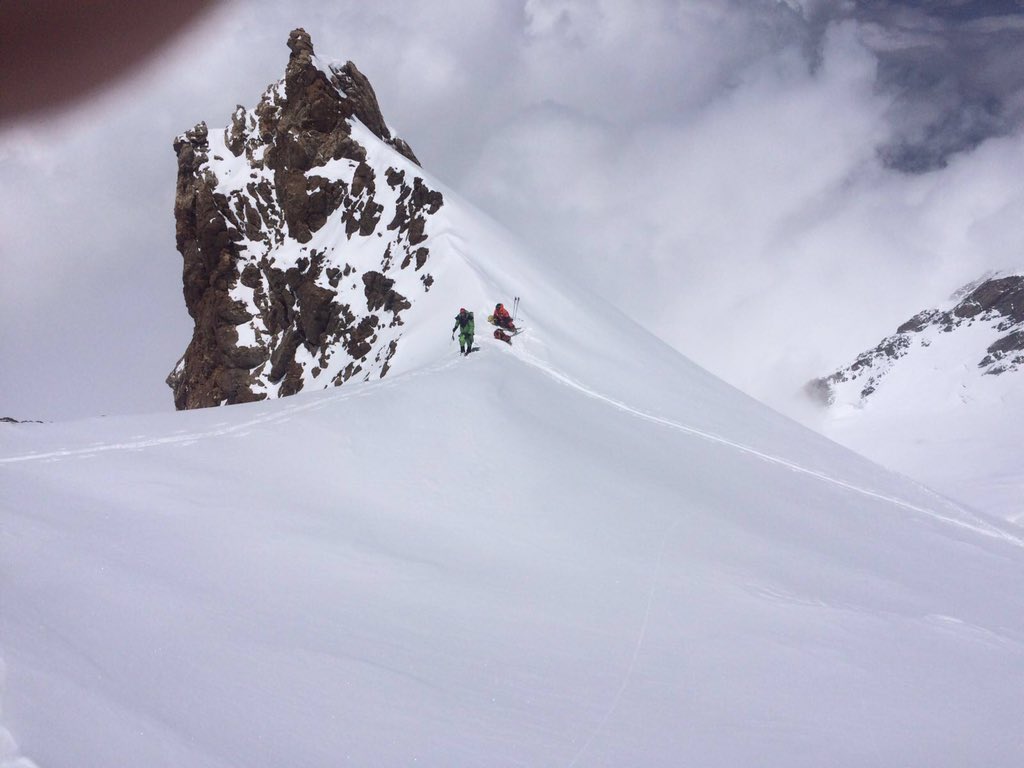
[{"xmin": 4, "ymin": 175, "xmax": 1024, "ymax": 768}]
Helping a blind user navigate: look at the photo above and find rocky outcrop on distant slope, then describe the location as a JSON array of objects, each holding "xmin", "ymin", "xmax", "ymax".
[
  {"xmin": 808, "ymin": 274, "xmax": 1024, "ymax": 405},
  {"xmin": 169, "ymin": 28, "xmax": 443, "ymax": 409}
]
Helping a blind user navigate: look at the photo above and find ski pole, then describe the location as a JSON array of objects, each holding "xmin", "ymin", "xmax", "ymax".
[{"xmin": 513, "ymin": 296, "xmax": 519, "ymax": 321}]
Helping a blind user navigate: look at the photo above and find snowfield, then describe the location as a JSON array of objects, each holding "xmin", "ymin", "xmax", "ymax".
[
  {"xmin": 4, "ymin": 339, "xmax": 1024, "ymax": 765},
  {"xmin": 3, "ymin": 141, "xmax": 1024, "ymax": 767}
]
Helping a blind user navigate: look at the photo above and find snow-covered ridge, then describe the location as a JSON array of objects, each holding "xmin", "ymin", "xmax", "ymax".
[
  {"xmin": 809, "ymin": 271, "xmax": 1024, "ymax": 406},
  {"xmin": 810, "ymin": 271, "xmax": 1024, "ymax": 522}
]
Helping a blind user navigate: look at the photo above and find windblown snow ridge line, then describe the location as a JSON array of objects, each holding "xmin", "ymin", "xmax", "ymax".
[
  {"xmin": 6, "ymin": 335, "xmax": 1014, "ymax": 548},
  {"xmin": 0, "ymin": 359, "xmax": 434, "ymax": 465},
  {"xmin": 517, "ymin": 352, "xmax": 1023, "ymax": 548}
]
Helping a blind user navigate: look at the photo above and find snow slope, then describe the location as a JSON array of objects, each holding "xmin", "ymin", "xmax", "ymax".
[
  {"xmin": 4, "ymin": 147, "xmax": 1024, "ymax": 767},
  {"xmin": 822, "ymin": 343, "xmax": 1024, "ymax": 525}
]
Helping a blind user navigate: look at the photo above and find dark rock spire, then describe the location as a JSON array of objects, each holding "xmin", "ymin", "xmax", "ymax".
[{"xmin": 168, "ymin": 29, "xmax": 442, "ymax": 409}]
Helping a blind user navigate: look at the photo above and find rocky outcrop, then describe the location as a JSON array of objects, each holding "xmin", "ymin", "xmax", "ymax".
[
  {"xmin": 808, "ymin": 274, "xmax": 1024, "ymax": 405},
  {"xmin": 169, "ymin": 29, "xmax": 442, "ymax": 409}
]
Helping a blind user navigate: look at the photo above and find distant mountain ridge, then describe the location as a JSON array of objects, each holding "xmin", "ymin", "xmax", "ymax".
[
  {"xmin": 807, "ymin": 272, "xmax": 1024, "ymax": 522},
  {"xmin": 169, "ymin": 28, "xmax": 443, "ymax": 409},
  {"xmin": 809, "ymin": 273, "xmax": 1024, "ymax": 406}
]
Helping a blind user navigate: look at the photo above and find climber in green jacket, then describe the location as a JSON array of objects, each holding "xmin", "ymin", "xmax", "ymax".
[{"xmin": 452, "ymin": 307, "xmax": 475, "ymax": 356}]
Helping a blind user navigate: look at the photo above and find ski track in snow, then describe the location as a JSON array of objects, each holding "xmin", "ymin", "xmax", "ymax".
[
  {"xmin": 2, "ymin": 351, "xmax": 1019, "ymax": 550},
  {"xmin": 515, "ymin": 351, "xmax": 1024, "ymax": 549},
  {"xmin": 0, "ymin": 360, "xmax": 451, "ymax": 466},
  {"xmin": 565, "ymin": 518, "xmax": 682, "ymax": 767}
]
